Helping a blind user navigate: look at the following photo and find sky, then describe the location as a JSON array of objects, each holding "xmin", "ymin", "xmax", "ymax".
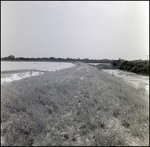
[{"xmin": 1, "ymin": 1, "xmax": 149, "ymax": 60}]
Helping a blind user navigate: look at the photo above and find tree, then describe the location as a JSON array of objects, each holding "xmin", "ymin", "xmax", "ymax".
[{"xmin": 7, "ymin": 55, "xmax": 15, "ymax": 61}]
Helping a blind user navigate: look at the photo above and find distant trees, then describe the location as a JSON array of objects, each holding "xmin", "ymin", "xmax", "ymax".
[
  {"xmin": 0, "ymin": 55, "xmax": 123, "ymax": 64},
  {"xmin": 111, "ymin": 58, "xmax": 124, "ymax": 67},
  {"xmin": 50, "ymin": 57, "xmax": 56, "ymax": 60},
  {"xmin": 111, "ymin": 59, "xmax": 149, "ymax": 75},
  {"xmin": 1, "ymin": 55, "xmax": 15, "ymax": 61},
  {"xmin": 119, "ymin": 60, "xmax": 149, "ymax": 75},
  {"xmin": 8, "ymin": 55, "xmax": 15, "ymax": 59}
]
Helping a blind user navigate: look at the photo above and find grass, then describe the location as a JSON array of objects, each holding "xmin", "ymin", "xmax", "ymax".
[{"xmin": 1, "ymin": 62, "xmax": 149, "ymax": 146}]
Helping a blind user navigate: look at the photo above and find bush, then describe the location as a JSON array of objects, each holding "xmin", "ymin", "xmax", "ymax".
[
  {"xmin": 126, "ymin": 66, "xmax": 132, "ymax": 71},
  {"xmin": 119, "ymin": 60, "xmax": 149, "ymax": 75},
  {"xmin": 130, "ymin": 66, "xmax": 137, "ymax": 73}
]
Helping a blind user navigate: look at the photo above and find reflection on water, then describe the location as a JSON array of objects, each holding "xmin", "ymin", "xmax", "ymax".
[{"xmin": 103, "ymin": 69, "xmax": 149, "ymax": 94}]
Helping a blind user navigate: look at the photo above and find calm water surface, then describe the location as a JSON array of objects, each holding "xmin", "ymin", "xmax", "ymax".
[{"xmin": 1, "ymin": 61, "xmax": 74, "ymax": 71}]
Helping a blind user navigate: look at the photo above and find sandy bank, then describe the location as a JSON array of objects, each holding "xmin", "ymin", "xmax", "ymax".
[{"xmin": 102, "ymin": 69, "xmax": 149, "ymax": 94}]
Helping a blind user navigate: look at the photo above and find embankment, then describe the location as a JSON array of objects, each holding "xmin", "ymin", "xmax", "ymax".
[{"xmin": 1, "ymin": 62, "xmax": 149, "ymax": 146}]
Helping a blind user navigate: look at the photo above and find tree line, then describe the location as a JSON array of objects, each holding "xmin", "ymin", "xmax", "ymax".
[
  {"xmin": 111, "ymin": 59, "xmax": 149, "ymax": 75},
  {"xmin": 1, "ymin": 55, "xmax": 115, "ymax": 63},
  {"xmin": 1, "ymin": 55, "xmax": 149, "ymax": 75}
]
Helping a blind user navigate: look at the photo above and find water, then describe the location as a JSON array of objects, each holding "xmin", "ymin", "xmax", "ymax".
[
  {"xmin": 103, "ymin": 69, "xmax": 149, "ymax": 94},
  {"xmin": 1, "ymin": 61, "xmax": 74, "ymax": 72},
  {"xmin": 1, "ymin": 61, "xmax": 75, "ymax": 84}
]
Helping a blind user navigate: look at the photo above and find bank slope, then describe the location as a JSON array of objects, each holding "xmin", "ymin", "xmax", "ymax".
[{"xmin": 1, "ymin": 63, "xmax": 149, "ymax": 146}]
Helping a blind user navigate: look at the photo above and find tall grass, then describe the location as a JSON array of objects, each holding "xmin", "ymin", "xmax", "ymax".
[{"xmin": 1, "ymin": 63, "xmax": 149, "ymax": 146}]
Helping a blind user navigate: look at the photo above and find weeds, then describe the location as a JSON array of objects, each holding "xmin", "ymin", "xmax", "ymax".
[
  {"xmin": 1, "ymin": 63, "xmax": 149, "ymax": 146},
  {"xmin": 138, "ymin": 81, "xmax": 146, "ymax": 94}
]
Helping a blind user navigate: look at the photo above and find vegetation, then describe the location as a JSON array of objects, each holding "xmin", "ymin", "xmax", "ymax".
[
  {"xmin": 111, "ymin": 59, "xmax": 149, "ymax": 75},
  {"xmin": 95, "ymin": 63, "xmax": 118, "ymax": 69},
  {"xmin": 119, "ymin": 60, "xmax": 149, "ymax": 75},
  {"xmin": 1, "ymin": 55, "xmax": 115, "ymax": 63},
  {"xmin": 111, "ymin": 58, "xmax": 124, "ymax": 68},
  {"xmin": 1, "ymin": 63, "xmax": 149, "ymax": 146}
]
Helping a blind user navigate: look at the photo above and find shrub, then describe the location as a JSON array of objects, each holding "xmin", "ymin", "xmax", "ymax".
[
  {"xmin": 119, "ymin": 60, "xmax": 149, "ymax": 75},
  {"xmin": 130, "ymin": 66, "xmax": 137, "ymax": 73}
]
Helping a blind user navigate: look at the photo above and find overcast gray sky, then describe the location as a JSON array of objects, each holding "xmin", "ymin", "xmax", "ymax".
[{"xmin": 1, "ymin": 1, "xmax": 149, "ymax": 60}]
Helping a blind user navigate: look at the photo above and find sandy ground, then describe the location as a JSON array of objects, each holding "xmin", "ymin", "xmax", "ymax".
[
  {"xmin": 1, "ymin": 71, "xmax": 44, "ymax": 84},
  {"xmin": 102, "ymin": 69, "xmax": 149, "ymax": 94},
  {"xmin": 88, "ymin": 63, "xmax": 111, "ymax": 66}
]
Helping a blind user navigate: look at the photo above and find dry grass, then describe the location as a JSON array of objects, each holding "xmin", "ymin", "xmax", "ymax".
[{"xmin": 1, "ymin": 62, "xmax": 149, "ymax": 146}]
